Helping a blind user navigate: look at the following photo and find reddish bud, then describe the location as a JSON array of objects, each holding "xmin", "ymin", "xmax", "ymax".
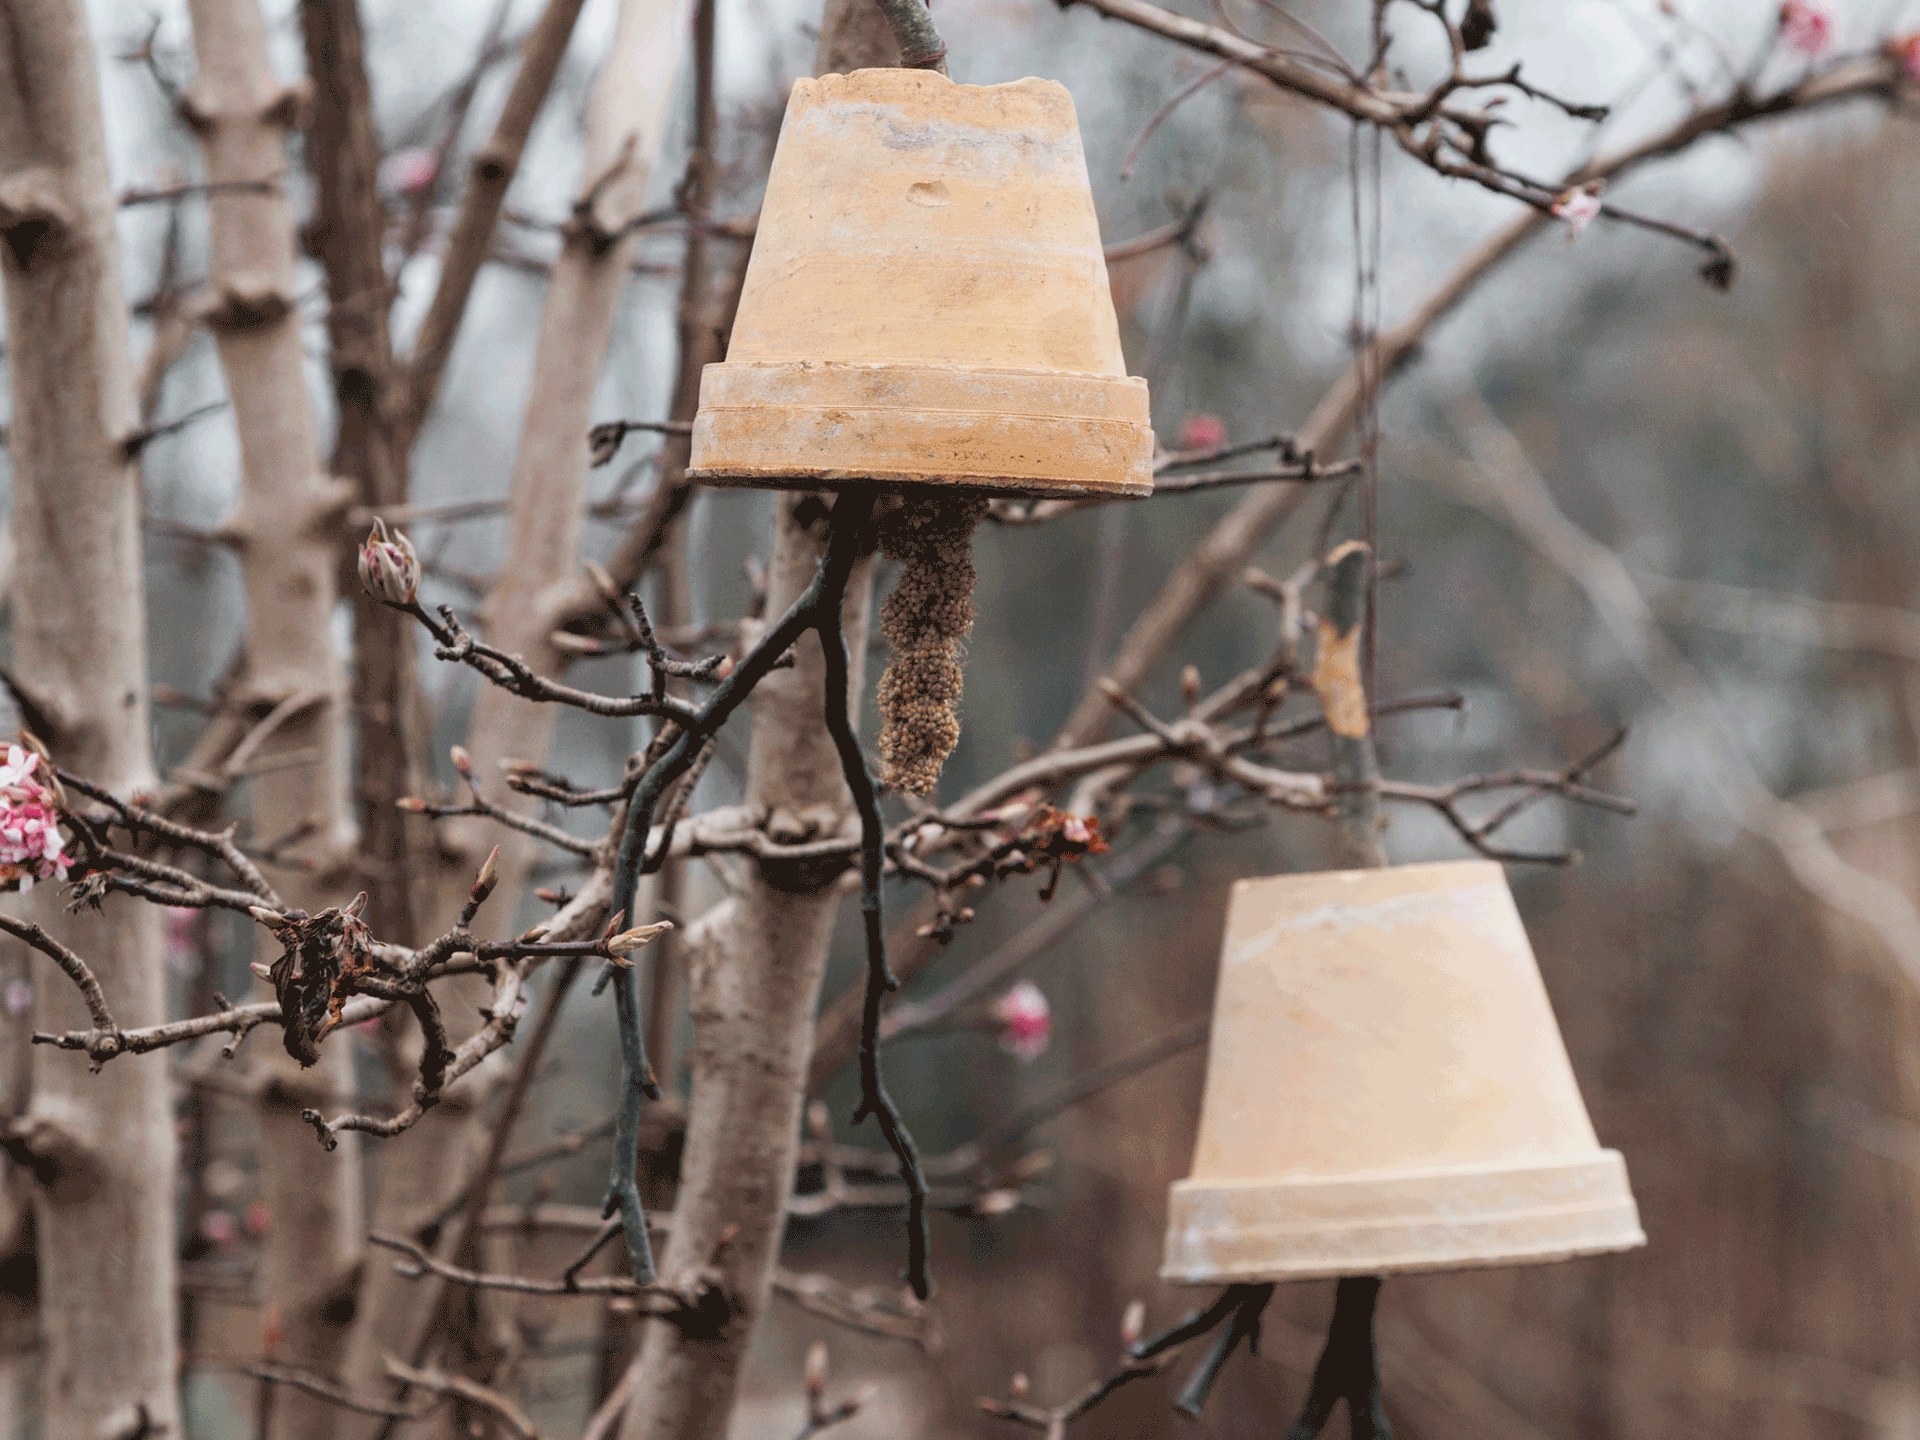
[
  {"xmin": 1778, "ymin": 0, "xmax": 1833, "ymax": 55},
  {"xmin": 991, "ymin": 980, "xmax": 1051, "ymax": 1062},
  {"xmin": 1177, "ymin": 413, "xmax": 1227, "ymax": 451},
  {"xmin": 357, "ymin": 517, "xmax": 419, "ymax": 606}
]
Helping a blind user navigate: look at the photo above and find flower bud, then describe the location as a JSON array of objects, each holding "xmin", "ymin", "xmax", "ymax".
[
  {"xmin": 472, "ymin": 845, "xmax": 500, "ymax": 898},
  {"xmin": 605, "ymin": 920, "xmax": 673, "ymax": 959},
  {"xmin": 1121, "ymin": 1299, "xmax": 1146, "ymax": 1347},
  {"xmin": 247, "ymin": 906, "xmax": 289, "ymax": 932},
  {"xmin": 991, "ymin": 980, "xmax": 1050, "ymax": 1062},
  {"xmin": 357, "ymin": 517, "xmax": 419, "ymax": 606},
  {"xmin": 805, "ymin": 1341, "xmax": 829, "ymax": 1399}
]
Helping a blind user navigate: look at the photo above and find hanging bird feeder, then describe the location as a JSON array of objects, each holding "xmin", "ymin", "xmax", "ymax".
[
  {"xmin": 689, "ymin": 67, "xmax": 1153, "ymax": 796},
  {"xmin": 1162, "ymin": 859, "xmax": 1644, "ymax": 1286},
  {"xmin": 688, "ymin": 67, "xmax": 1152, "ymax": 498}
]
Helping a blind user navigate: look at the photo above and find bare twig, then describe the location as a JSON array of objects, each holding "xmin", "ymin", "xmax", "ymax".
[{"xmin": 382, "ymin": 1358, "xmax": 541, "ymax": 1440}]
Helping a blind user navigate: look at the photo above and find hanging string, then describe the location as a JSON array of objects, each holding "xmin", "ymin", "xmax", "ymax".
[{"xmin": 1347, "ymin": 114, "xmax": 1385, "ymax": 727}]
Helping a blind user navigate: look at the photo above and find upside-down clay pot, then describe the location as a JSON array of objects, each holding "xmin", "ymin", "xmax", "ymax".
[
  {"xmin": 687, "ymin": 68, "xmax": 1152, "ymax": 497},
  {"xmin": 1161, "ymin": 860, "xmax": 1645, "ymax": 1285}
]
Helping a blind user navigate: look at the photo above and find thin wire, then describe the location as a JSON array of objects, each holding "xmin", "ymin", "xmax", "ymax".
[{"xmin": 1345, "ymin": 108, "xmax": 1384, "ymax": 726}]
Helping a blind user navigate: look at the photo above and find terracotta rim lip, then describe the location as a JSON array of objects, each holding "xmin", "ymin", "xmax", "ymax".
[
  {"xmin": 708, "ymin": 358, "xmax": 1147, "ymax": 386},
  {"xmin": 1158, "ymin": 1227, "xmax": 1648, "ymax": 1286},
  {"xmin": 1171, "ymin": 1150, "xmax": 1620, "ymax": 1189},
  {"xmin": 1160, "ymin": 1149, "xmax": 1643, "ymax": 1284},
  {"xmin": 687, "ymin": 465, "xmax": 1152, "ymax": 499}
]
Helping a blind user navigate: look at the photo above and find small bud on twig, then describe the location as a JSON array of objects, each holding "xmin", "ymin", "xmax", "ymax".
[
  {"xmin": 357, "ymin": 517, "xmax": 419, "ymax": 606},
  {"xmin": 470, "ymin": 845, "xmax": 500, "ymax": 906},
  {"xmin": 247, "ymin": 905, "xmax": 288, "ymax": 932},
  {"xmin": 805, "ymin": 1341, "xmax": 829, "ymax": 1400},
  {"xmin": 605, "ymin": 920, "xmax": 673, "ymax": 961},
  {"xmin": 1121, "ymin": 1299, "xmax": 1146, "ymax": 1347}
]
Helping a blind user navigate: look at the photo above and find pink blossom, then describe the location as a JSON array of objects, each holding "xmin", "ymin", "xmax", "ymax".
[
  {"xmin": 245, "ymin": 1203, "xmax": 273, "ymax": 1237},
  {"xmin": 991, "ymin": 980, "xmax": 1051, "ymax": 1062},
  {"xmin": 1178, "ymin": 413, "xmax": 1227, "ymax": 452},
  {"xmin": 379, "ymin": 147, "xmax": 439, "ymax": 196},
  {"xmin": 1550, "ymin": 186, "xmax": 1603, "ymax": 240},
  {"xmin": 0, "ymin": 746, "xmax": 70, "ymax": 892},
  {"xmin": 1778, "ymin": 0, "xmax": 1833, "ymax": 55}
]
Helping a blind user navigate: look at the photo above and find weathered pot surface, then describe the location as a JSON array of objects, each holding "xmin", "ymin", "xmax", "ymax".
[
  {"xmin": 689, "ymin": 68, "xmax": 1153, "ymax": 498},
  {"xmin": 1162, "ymin": 859, "xmax": 1645, "ymax": 1284}
]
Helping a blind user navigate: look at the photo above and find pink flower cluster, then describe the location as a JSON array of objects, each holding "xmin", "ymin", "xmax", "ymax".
[{"xmin": 0, "ymin": 746, "xmax": 69, "ymax": 891}]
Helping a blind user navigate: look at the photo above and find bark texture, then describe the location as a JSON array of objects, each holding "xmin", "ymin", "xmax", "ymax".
[
  {"xmin": 300, "ymin": 0, "xmax": 424, "ymax": 953},
  {"xmin": 181, "ymin": 1, "xmax": 366, "ymax": 1431},
  {"xmin": 616, "ymin": 10, "xmax": 902, "ymax": 1427},
  {"xmin": 0, "ymin": 2, "xmax": 179, "ymax": 1430}
]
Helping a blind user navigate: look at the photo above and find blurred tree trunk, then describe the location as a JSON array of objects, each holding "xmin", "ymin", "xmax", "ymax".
[
  {"xmin": 0, "ymin": 955, "xmax": 31, "ymax": 1435},
  {"xmin": 180, "ymin": 2, "xmax": 367, "ymax": 1433},
  {"xmin": 337, "ymin": 0, "xmax": 695, "ymax": 1420},
  {"xmin": 0, "ymin": 1, "xmax": 179, "ymax": 1432},
  {"xmin": 442, "ymin": 0, "xmax": 694, "ymax": 937},
  {"xmin": 299, "ymin": 0, "xmax": 424, "ymax": 955}
]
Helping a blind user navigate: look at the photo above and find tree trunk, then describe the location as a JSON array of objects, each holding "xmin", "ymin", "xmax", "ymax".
[
  {"xmin": 620, "ymin": 501, "xmax": 877, "ymax": 1439},
  {"xmin": 180, "ymin": 2, "xmax": 367, "ymax": 1431},
  {"xmin": 442, "ymin": 0, "xmax": 696, "ymax": 932},
  {"xmin": 338, "ymin": 0, "xmax": 695, "ymax": 1417},
  {"xmin": 0, "ymin": 2, "xmax": 179, "ymax": 1432},
  {"xmin": 299, "ymin": 0, "xmax": 425, "ymax": 955},
  {"xmin": 615, "ymin": 12, "xmax": 901, "ymax": 1430}
]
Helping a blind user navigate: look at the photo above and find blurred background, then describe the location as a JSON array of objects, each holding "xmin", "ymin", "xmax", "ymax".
[{"xmin": 7, "ymin": 0, "xmax": 1920, "ymax": 1434}]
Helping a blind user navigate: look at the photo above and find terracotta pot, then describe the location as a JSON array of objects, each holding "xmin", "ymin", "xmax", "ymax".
[
  {"xmin": 688, "ymin": 68, "xmax": 1152, "ymax": 498},
  {"xmin": 1162, "ymin": 859, "xmax": 1644, "ymax": 1285}
]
